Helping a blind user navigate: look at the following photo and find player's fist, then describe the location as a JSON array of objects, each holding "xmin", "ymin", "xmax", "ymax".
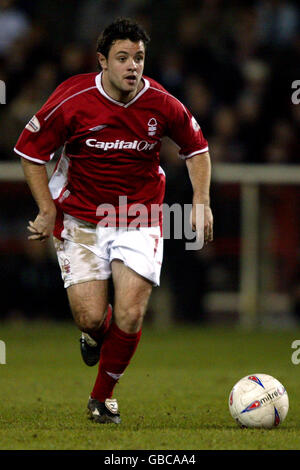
[
  {"xmin": 27, "ymin": 207, "xmax": 56, "ymax": 242},
  {"xmin": 190, "ymin": 203, "xmax": 213, "ymax": 244},
  {"xmin": 203, "ymin": 205, "xmax": 213, "ymax": 244}
]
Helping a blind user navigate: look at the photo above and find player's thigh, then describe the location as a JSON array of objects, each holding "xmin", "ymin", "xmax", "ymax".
[
  {"xmin": 111, "ymin": 259, "xmax": 152, "ymax": 332},
  {"xmin": 67, "ymin": 280, "xmax": 109, "ymax": 332}
]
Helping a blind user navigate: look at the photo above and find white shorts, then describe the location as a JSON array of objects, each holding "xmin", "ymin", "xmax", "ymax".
[{"xmin": 53, "ymin": 213, "xmax": 163, "ymax": 289}]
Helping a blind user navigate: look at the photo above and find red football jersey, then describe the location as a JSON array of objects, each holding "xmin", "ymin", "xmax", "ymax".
[{"xmin": 14, "ymin": 72, "xmax": 209, "ymax": 233}]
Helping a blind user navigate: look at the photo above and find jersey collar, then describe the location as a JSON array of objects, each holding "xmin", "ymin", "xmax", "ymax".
[{"xmin": 95, "ymin": 72, "xmax": 150, "ymax": 108}]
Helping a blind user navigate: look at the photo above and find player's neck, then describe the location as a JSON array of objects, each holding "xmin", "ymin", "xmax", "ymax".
[{"xmin": 101, "ymin": 72, "xmax": 143, "ymax": 104}]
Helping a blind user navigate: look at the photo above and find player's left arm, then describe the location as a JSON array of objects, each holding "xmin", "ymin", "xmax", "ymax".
[{"xmin": 185, "ymin": 151, "xmax": 213, "ymax": 244}]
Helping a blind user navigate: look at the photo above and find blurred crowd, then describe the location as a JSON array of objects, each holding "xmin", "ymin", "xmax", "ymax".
[
  {"xmin": 0, "ymin": 0, "xmax": 300, "ymax": 163},
  {"xmin": 0, "ymin": 0, "xmax": 299, "ymax": 323}
]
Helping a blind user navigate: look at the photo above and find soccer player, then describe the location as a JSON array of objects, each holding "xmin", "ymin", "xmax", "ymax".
[{"xmin": 14, "ymin": 18, "xmax": 213, "ymax": 424}]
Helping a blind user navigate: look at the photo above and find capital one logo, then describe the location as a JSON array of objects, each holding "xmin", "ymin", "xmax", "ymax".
[
  {"xmin": 0, "ymin": 80, "xmax": 6, "ymax": 104},
  {"xmin": 0, "ymin": 340, "xmax": 6, "ymax": 364},
  {"xmin": 86, "ymin": 139, "xmax": 157, "ymax": 152}
]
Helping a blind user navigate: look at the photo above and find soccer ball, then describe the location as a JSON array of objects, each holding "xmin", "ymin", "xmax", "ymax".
[{"xmin": 228, "ymin": 374, "xmax": 289, "ymax": 429}]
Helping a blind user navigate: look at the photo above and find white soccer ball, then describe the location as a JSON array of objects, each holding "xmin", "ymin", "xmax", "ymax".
[{"xmin": 228, "ymin": 374, "xmax": 289, "ymax": 429}]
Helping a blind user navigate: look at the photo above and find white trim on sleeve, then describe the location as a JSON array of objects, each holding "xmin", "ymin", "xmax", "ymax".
[
  {"xmin": 179, "ymin": 147, "xmax": 209, "ymax": 160},
  {"xmin": 14, "ymin": 147, "xmax": 53, "ymax": 164}
]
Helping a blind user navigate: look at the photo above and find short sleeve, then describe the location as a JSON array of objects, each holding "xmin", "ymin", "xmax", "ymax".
[
  {"xmin": 166, "ymin": 97, "xmax": 209, "ymax": 159},
  {"xmin": 14, "ymin": 87, "xmax": 70, "ymax": 164}
]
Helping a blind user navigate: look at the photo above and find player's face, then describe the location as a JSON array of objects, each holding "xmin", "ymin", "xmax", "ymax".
[{"xmin": 98, "ymin": 39, "xmax": 145, "ymax": 102}]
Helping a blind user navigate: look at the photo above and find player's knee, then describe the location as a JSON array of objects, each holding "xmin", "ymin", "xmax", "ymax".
[
  {"xmin": 118, "ymin": 305, "xmax": 145, "ymax": 333},
  {"xmin": 80, "ymin": 317, "xmax": 102, "ymax": 334},
  {"xmin": 72, "ymin": 307, "xmax": 106, "ymax": 334}
]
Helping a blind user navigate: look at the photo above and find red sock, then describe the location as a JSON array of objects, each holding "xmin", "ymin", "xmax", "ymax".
[{"xmin": 91, "ymin": 322, "xmax": 142, "ymax": 402}]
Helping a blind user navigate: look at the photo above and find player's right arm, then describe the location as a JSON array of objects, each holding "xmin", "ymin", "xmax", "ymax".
[
  {"xmin": 21, "ymin": 158, "xmax": 57, "ymax": 242},
  {"xmin": 14, "ymin": 80, "xmax": 72, "ymax": 241}
]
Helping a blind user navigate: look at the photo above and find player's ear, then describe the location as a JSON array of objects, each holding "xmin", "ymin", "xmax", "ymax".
[{"xmin": 97, "ymin": 52, "xmax": 108, "ymax": 71}]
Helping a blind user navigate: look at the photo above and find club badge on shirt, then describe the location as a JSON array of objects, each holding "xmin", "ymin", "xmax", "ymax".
[{"xmin": 148, "ymin": 117, "xmax": 157, "ymax": 136}]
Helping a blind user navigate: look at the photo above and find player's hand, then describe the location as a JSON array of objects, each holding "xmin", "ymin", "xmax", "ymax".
[
  {"xmin": 203, "ymin": 205, "xmax": 213, "ymax": 244},
  {"xmin": 27, "ymin": 207, "xmax": 56, "ymax": 242},
  {"xmin": 190, "ymin": 203, "xmax": 213, "ymax": 245}
]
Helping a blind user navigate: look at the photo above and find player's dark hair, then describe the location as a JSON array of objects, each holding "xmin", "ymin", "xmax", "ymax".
[{"xmin": 96, "ymin": 17, "xmax": 150, "ymax": 58}]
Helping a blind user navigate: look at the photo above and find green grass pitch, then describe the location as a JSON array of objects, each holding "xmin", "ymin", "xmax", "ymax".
[{"xmin": 0, "ymin": 321, "xmax": 299, "ymax": 450}]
